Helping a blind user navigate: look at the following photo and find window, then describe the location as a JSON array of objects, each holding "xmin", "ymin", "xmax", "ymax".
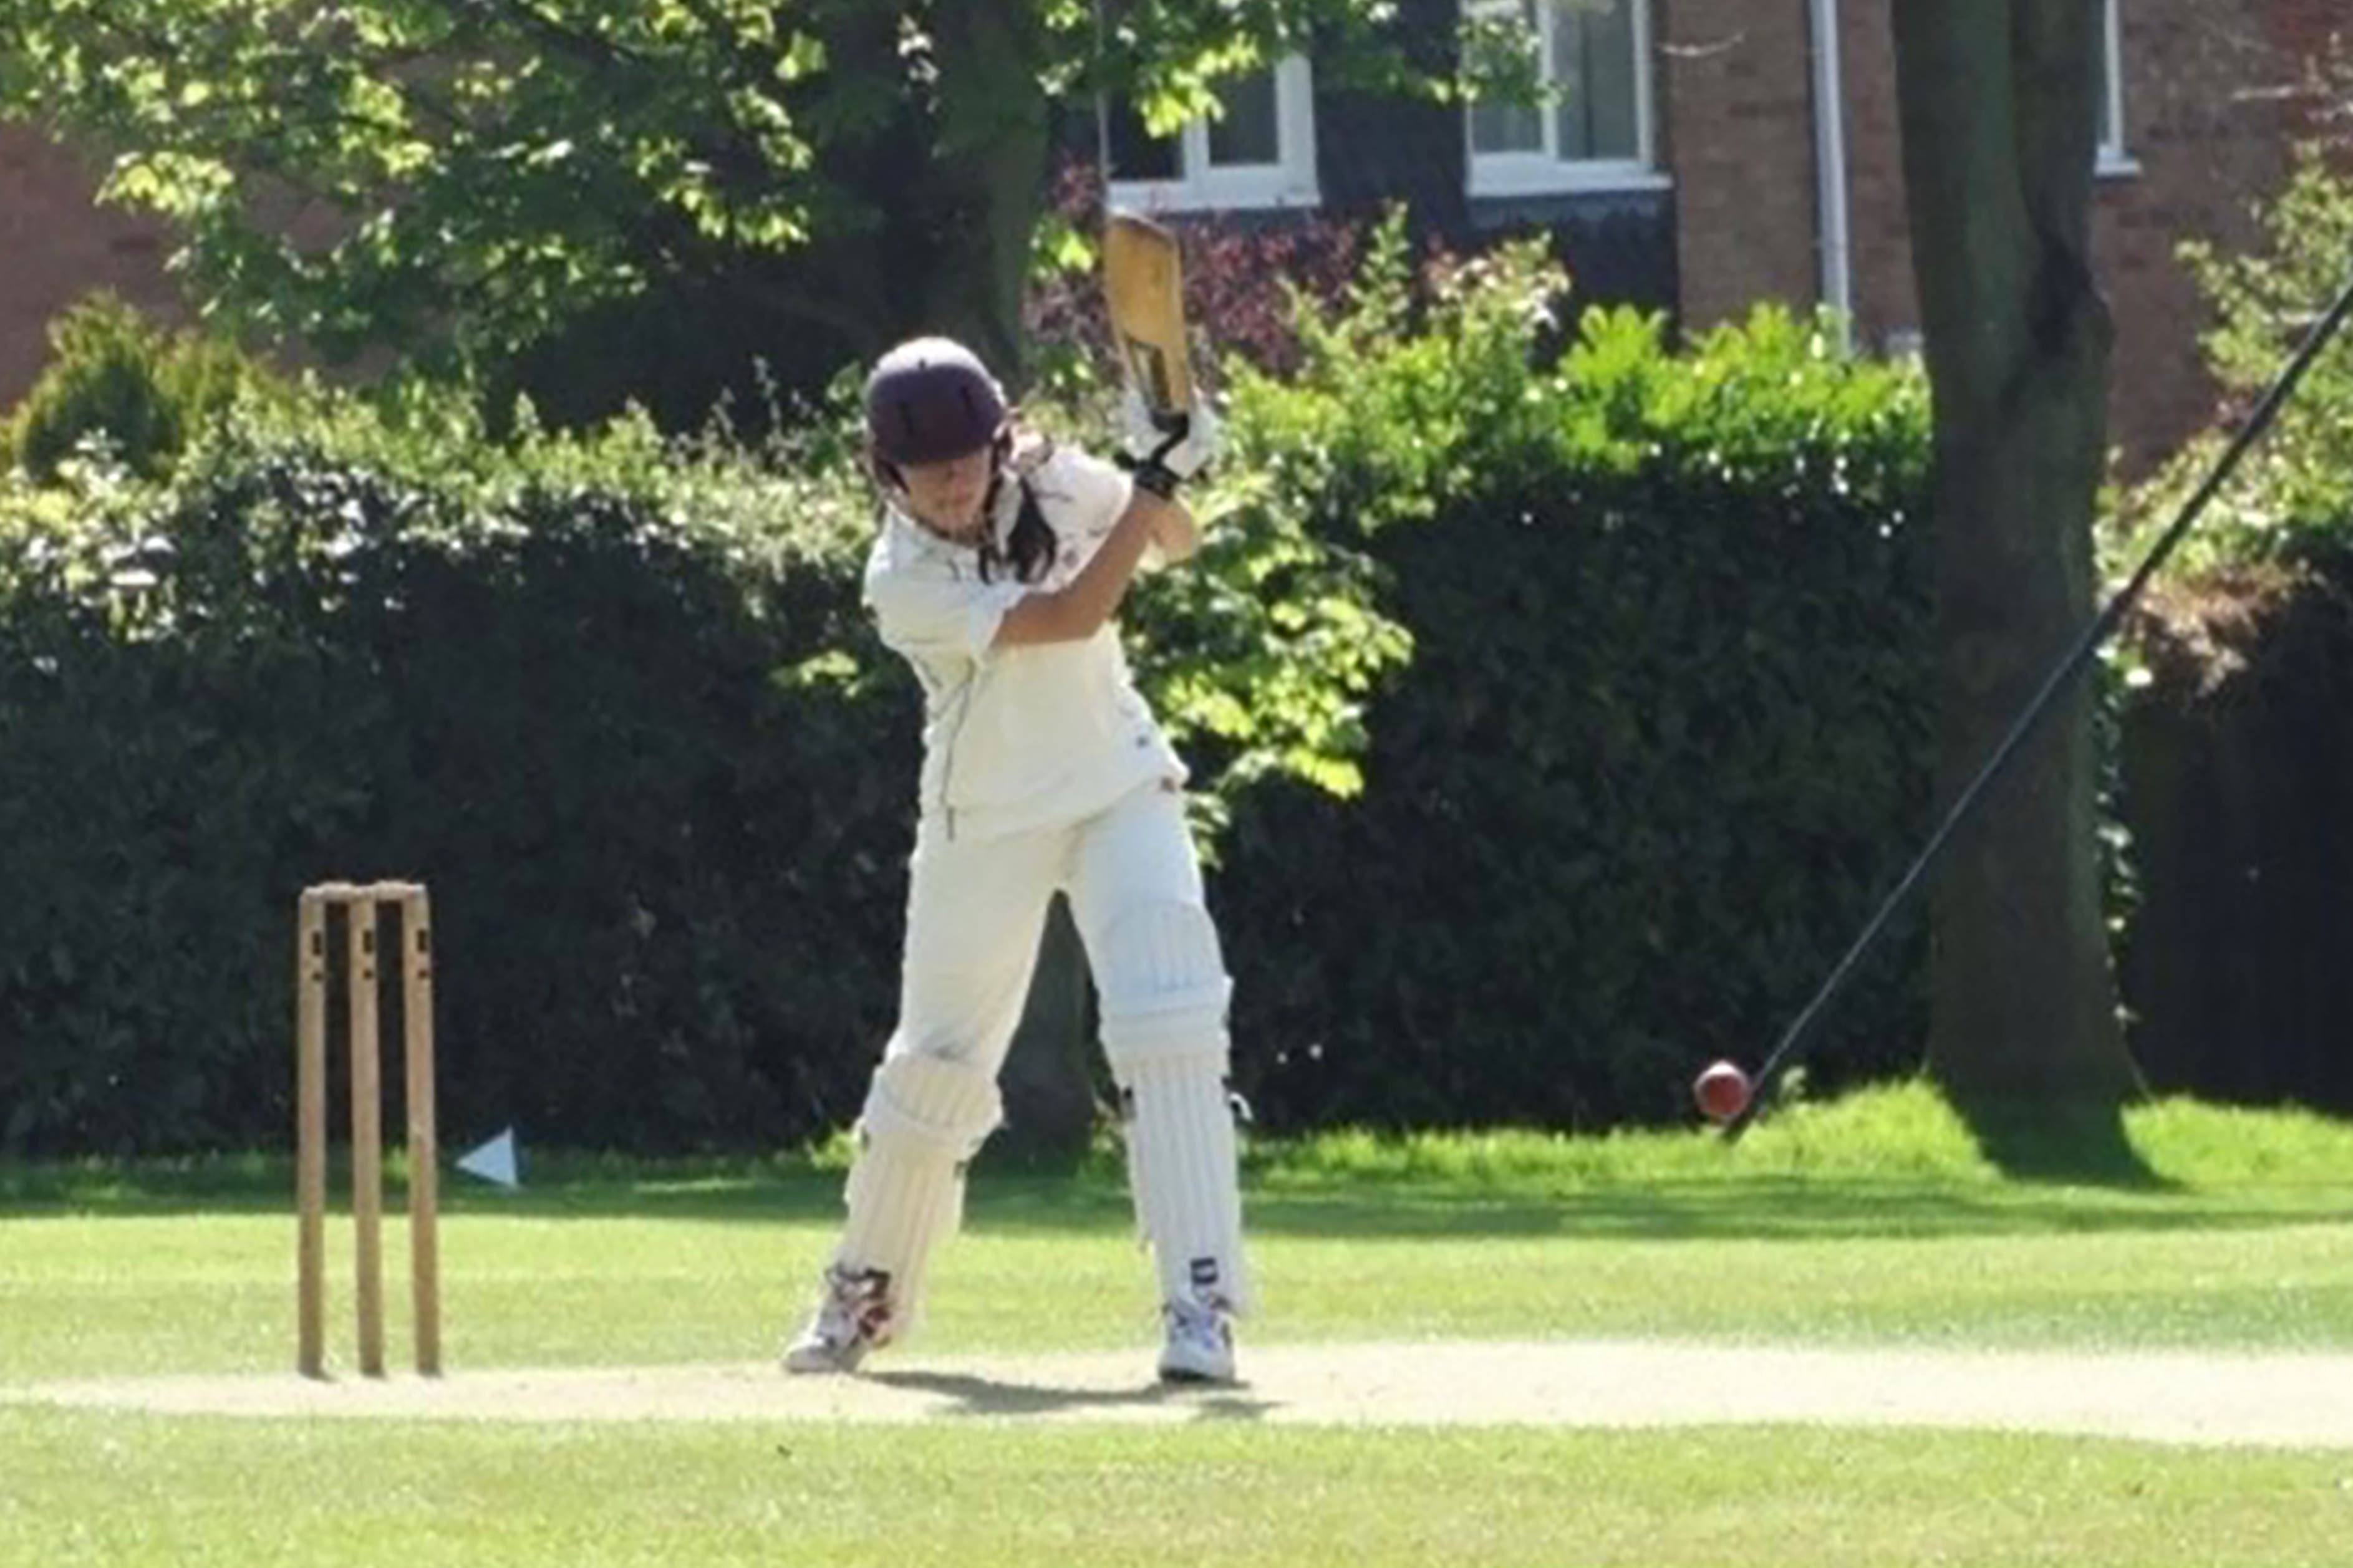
[
  {"xmin": 2097, "ymin": 0, "xmax": 2134, "ymax": 173},
  {"xmin": 1466, "ymin": 0, "xmax": 1662, "ymax": 197},
  {"xmin": 1103, "ymin": 57, "xmax": 1320, "ymax": 213}
]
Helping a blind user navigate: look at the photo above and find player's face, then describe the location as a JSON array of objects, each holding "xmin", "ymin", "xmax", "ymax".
[{"xmin": 897, "ymin": 447, "xmax": 994, "ymax": 534}]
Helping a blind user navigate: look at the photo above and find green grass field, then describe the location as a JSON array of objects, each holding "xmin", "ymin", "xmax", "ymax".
[{"xmin": 6, "ymin": 1084, "xmax": 2353, "ymax": 1566}]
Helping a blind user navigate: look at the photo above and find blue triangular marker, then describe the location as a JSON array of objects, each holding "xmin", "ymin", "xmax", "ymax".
[{"xmin": 455, "ymin": 1127, "xmax": 522, "ymax": 1190}]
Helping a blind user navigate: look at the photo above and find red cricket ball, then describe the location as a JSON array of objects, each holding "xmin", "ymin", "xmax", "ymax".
[{"xmin": 1693, "ymin": 1059, "xmax": 1752, "ymax": 1125}]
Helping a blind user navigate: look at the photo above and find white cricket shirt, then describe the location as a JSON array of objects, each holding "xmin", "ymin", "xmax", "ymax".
[{"xmin": 863, "ymin": 444, "xmax": 1186, "ymax": 841}]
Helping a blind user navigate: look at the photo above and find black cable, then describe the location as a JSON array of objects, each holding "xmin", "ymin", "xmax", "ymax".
[{"xmin": 1724, "ymin": 261, "xmax": 2353, "ymax": 1142}]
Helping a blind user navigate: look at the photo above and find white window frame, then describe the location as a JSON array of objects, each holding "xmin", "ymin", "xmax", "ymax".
[
  {"xmin": 2097, "ymin": 0, "xmax": 2138, "ymax": 176},
  {"xmin": 1466, "ymin": 0, "xmax": 1667, "ymax": 198},
  {"xmin": 1104, "ymin": 55, "xmax": 1322, "ymax": 214}
]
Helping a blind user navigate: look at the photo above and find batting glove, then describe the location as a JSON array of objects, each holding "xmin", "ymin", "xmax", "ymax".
[{"xmin": 1118, "ymin": 390, "xmax": 1222, "ymax": 499}]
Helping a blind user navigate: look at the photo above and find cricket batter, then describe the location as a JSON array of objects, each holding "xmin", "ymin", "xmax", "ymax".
[{"xmin": 781, "ymin": 337, "xmax": 1250, "ymax": 1383}]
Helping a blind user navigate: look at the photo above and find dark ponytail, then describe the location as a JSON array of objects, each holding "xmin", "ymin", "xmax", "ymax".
[{"xmin": 980, "ymin": 474, "xmax": 1056, "ymax": 585}]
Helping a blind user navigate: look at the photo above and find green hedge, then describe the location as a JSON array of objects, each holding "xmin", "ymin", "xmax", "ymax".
[
  {"xmin": 0, "ymin": 416, "xmax": 907, "ymax": 1154},
  {"xmin": 1210, "ymin": 241, "xmax": 1936, "ymax": 1129},
  {"xmin": 0, "ymin": 248, "xmax": 1936, "ymax": 1154},
  {"xmin": 1, "ymin": 296, "xmax": 259, "ymax": 484},
  {"xmin": 0, "ymin": 378, "xmax": 1398, "ymax": 1155}
]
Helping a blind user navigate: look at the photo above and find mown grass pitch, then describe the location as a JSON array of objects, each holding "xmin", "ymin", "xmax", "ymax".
[{"xmin": 5, "ymin": 1085, "xmax": 2352, "ymax": 1566}]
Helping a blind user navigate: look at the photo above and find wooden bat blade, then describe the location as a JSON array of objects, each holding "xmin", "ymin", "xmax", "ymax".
[{"xmin": 1103, "ymin": 211, "xmax": 1192, "ymax": 421}]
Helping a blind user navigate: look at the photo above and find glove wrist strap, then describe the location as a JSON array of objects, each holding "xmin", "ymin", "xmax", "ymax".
[{"xmin": 1130, "ymin": 460, "xmax": 1182, "ymax": 499}]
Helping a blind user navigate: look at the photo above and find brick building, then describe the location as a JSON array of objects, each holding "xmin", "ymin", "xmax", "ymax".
[
  {"xmin": 1, "ymin": 1, "xmax": 2339, "ymax": 471},
  {"xmin": 0, "ymin": 124, "xmax": 181, "ymax": 413}
]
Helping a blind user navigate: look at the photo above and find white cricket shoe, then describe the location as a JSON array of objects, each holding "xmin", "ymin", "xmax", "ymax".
[
  {"xmin": 780, "ymin": 1265, "xmax": 896, "ymax": 1375},
  {"xmin": 1157, "ymin": 1293, "xmax": 1238, "ymax": 1385}
]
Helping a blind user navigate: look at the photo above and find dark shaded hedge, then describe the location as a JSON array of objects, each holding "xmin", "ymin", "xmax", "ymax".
[{"xmin": 2117, "ymin": 566, "xmax": 2353, "ymax": 1116}]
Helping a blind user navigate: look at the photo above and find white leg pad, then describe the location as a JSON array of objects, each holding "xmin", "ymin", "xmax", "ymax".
[
  {"xmin": 1096, "ymin": 903, "xmax": 1253, "ymax": 1315},
  {"xmin": 1120, "ymin": 1048, "xmax": 1254, "ymax": 1315},
  {"xmin": 834, "ymin": 1051, "xmax": 1002, "ymax": 1342}
]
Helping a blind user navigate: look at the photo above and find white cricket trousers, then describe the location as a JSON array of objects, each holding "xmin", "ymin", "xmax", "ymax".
[
  {"xmin": 896, "ymin": 779, "xmax": 1205, "ymax": 1070},
  {"xmin": 835, "ymin": 776, "xmax": 1252, "ymax": 1329}
]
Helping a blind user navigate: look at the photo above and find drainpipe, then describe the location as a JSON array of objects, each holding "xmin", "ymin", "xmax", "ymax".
[{"xmin": 1807, "ymin": 0, "xmax": 1855, "ymax": 353}]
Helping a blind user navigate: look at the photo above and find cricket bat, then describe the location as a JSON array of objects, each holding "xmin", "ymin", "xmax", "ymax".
[{"xmin": 1103, "ymin": 211, "xmax": 1192, "ymax": 430}]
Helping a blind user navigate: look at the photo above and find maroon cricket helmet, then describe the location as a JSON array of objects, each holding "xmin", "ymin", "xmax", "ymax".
[{"xmin": 862, "ymin": 337, "xmax": 1008, "ymax": 466}]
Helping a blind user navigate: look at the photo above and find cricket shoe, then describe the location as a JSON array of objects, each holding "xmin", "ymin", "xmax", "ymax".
[
  {"xmin": 1156, "ymin": 1292, "xmax": 1238, "ymax": 1385},
  {"xmin": 780, "ymin": 1265, "xmax": 896, "ymax": 1375}
]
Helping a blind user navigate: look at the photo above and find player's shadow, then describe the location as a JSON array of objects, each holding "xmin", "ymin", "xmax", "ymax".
[{"xmin": 868, "ymin": 1368, "xmax": 1273, "ymax": 1422}]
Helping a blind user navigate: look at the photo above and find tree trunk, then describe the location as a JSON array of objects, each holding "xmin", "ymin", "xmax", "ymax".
[
  {"xmin": 993, "ymin": 895, "xmax": 1099, "ymax": 1169},
  {"xmin": 1892, "ymin": 0, "xmax": 2140, "ymax": 1114},
  {"xmin": 921, "ymin": 6, "xmax": 1086, "ymax": 1162},
  {"xmin": 921, "ymin": 1, "xmax": 1052, "ymax": 382}
]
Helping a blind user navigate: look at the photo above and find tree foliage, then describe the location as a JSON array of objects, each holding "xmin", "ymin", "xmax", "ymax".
[
  {"xmin": 2112, "ymin": 146, "xmax": 2353, "ymax": 577},
  {"xmin": 0, "ymin": 1, "xmax": 1494, "ymax": 408}
]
